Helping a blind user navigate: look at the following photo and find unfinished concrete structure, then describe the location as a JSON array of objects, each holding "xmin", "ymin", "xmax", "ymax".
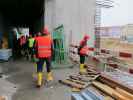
[
  {"xmin": 45, "ymin": 0, "xmax": 96, "ymax": 47},
  {"xmin": 0, "ymin": 0, "xmax": 96, "ymax": 48}
]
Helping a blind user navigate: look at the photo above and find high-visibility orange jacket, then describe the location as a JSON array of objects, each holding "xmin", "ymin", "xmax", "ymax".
[
  {"xmin": 79, "ymin": 46, "xmax": 88, "ymax": 55},
  {"xmin": 78, "ymin": 40, "xmax": 89, "ymax": 55},
  {"xmin": 35, "ymin": 35, "xmax": 52, "ymax": 58}
]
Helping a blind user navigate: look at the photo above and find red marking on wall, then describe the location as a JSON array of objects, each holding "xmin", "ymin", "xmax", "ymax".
[
  {"xmin": 129, "ymin": 68, "xmax": 133, "ymax": 74},
  {"xmin": 119, "ymin": 52, "xmax": 132, "ymax": 58}
]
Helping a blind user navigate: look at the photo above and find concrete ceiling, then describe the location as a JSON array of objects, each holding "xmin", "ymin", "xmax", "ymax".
[{"xmin": 0, "ymin": 0, "xmax": 44, "ymax": 26}]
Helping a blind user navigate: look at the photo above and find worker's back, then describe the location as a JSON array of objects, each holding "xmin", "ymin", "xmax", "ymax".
[{"xmin": 35, "ymin": 35, "xmax": 52, "ymax": 58}]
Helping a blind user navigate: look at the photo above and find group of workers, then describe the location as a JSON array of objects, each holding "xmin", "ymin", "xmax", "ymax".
[{"xmin": 27, "ymin": 26, "xmax": 89, "ymax": 88}]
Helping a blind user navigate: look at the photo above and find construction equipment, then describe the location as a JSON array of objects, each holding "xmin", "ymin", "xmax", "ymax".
[
  {"xmin": 52, "ymin": 25, "xmax": 73, "ymax": 69},
  {"xmin": 52, "ymin": 25, "xmax": 66, "ymax": 64}
]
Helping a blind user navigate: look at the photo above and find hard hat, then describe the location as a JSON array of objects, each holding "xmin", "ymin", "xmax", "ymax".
[
  {"xmin": 42, "ymin": 26, "xmax": 50, "ymax": 35},
  {"xmin": 83, "ymin": 35, "xmax": 90, "ymax": 40},
  {"xmin": 80, "ymin": 40, "xmax": 85, "ymax": 45}
]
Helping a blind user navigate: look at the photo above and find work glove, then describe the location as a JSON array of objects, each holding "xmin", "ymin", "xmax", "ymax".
[
  {"xmin": 33, "ymin": 55, "xmax": 39, "ymax": 62},
  {"xmin": 34, "ymin": 58, "xmax": 39, "ymax": 62}
]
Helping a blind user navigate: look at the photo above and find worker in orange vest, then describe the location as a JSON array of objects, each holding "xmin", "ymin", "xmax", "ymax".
[
  {"xmin": 34, "ymin": 27, "xmax": 53, "ymax": 87},
  {"xmin": 78, "ymin": 35, "xmax": 90, "ymax": 73}
]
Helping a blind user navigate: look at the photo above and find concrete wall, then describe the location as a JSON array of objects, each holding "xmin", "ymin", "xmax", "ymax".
[
  {"xmin": 45, "ymin": 0, "xmax": 96, "ymax": 48},
  {"xmin": 0, "ymin": 13, "xmax": 4, "ymax": 40}
]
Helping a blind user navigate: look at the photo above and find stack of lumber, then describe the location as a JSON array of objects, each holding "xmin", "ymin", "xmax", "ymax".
[
  {"xmin": 98, "ymin": 73, "xmax": 133, "ymax": 94},
  {"xmin": 104, "ymin": 70, "xmax": 133, "ymax": 87},
  {"xmin": 59, "ymin": 68, "xmax": 100, "ymax": 91},
  {"xmin": 92, "ymin": 81, "xmax": 133, "ymax": 100}
]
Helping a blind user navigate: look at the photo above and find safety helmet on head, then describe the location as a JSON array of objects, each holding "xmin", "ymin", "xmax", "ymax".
[
  {"xmin": 83, "ymin": 35, "xmax": 90, "ymax": 40},
  {"xmin": 42, "ymin": 26, "xmax": 50, "ymax": 35}
]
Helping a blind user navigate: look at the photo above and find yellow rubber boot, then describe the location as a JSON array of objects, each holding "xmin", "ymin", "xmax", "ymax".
[
  {"xmin": 37, "ymin": 72, "xmax": 43, "ymax": 87},
  {"xmin": 80, "ymin": 64, "xmax": 86, "ymax": 74},
  {"xmin": 35, "ymin": 63, "xmax": 37, "ymax": 72},
  {"xmin": 47, "ymin": 72, "xmax": 53, "ymax": 81},
  {"xmin": 32, "ymin": 63, "xmax": 37, "ymax": 80}
]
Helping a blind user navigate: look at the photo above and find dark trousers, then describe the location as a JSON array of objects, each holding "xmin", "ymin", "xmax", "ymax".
[
  {"xmin": 37, "ymin": 58, "xmax": 51, "ymax": 73},
  {"xmin": 28, "ymin": 47, "xmax": 34, "ymax": 58},
  {"xmin": 80, "ymin": 55, "xmax": 85, "ymax": 64}
]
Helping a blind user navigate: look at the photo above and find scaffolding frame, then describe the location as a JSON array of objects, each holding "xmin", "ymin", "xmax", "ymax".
[{"xmin": 95, "ymin": 0, "xmax": 114, "ymax": 48}]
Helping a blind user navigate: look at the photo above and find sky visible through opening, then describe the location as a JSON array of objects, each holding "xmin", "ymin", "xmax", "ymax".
[{"xmin": 101, "ymin": 0, "xmax": 132, "ymax": 26}]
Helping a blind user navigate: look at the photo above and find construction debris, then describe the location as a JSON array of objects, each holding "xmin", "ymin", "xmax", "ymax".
[
  {"xmin": 92, "ymin": 81, "xmax": 132, "ymax": 100},
  {"xmin": 105, "ymin": 69, "xmax": 133, "ymax": 87},
  {"xmin": 59, "ymin": 67, "xmax": 100, "ymax": 90},
  {"xmin": 98, "ymin": 73, "xmax": 133, "ymax": 94},
  {"xmin": 59, "ymin": 79, "xmax": 86, "ymax": 89},
  {"xmin": 60, "ymin": 64, "xmax": 133, "ymax": 100}
]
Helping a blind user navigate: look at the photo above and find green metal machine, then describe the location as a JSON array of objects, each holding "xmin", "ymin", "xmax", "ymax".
[
  {"xmin": 52, "ymin": 25, "xmax": 65, "ymax": 63},
  {"xmin": 52, "ymin": 25, "xmax": 72, "ymax": 69}
]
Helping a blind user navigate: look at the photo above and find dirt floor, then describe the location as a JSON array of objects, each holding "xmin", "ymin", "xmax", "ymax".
[
  {"xmin": 0, "ymin": 60, "xmax": 78, "ymax": 100},
  {"xmin": 100, "ymin": 38, "xmax": 133, "ymax": 53}
]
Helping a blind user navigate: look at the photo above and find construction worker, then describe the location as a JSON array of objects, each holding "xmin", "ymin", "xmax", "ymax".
[
  {"xmin": 78, "ymin": 35, "xmax": 90, "ymax": 73},
  {"xmin": 28, "ymin": 34, "xmax": 35, "ymax": 61},
  {"xmin": 34, "ymin": 27, "xmax": 53, "ymax": 87}
]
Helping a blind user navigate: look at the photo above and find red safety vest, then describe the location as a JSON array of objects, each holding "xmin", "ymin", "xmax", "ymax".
[
  {"xmin": 20, "ymin": 36, "xmax": 26, "ymax": 46},
  {"xmin": 35, "ymin": 35, "xmax": 52, "ymax": 58},
  {"xmin": 79, "ymin": 46, "xmax": 88, "ymax": 55}
]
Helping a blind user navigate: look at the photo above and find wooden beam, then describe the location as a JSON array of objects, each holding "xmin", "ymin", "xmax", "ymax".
[
  {"xmin": 59, "ymin": 80, "xmax": 85, "ymax": 89},
  {"xmin": 98, "ymin": 73, "xmax": 133, "ymax": 94},
  {"xmin": 92, "ymin": 81, "xmax": 131, "ymax": 100},
  {"xmin": 116, "ymin": 87, "xmax": 133, "ymax": 100}
]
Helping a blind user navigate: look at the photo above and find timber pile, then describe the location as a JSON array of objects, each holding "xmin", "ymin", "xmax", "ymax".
[
  {"xmin": 71, "ymin": 75, "xmax": 133, "ymax": 100},
  {"xmin": 98, "ymin": 73, "xmax": 133, "ymax": 94},
  {"xmin": 60, "ymin": 66, "xmax": 133, "ymax": 100},
  {"xmin": 104, "ymin": 70, "xmax": 133, "ymax": 88},
  {"xmin": 92, "ymin": 81, "xmax": 133, "ymax": 100},
  {"xmin": 59, "ymin": 68, "xmax": 100, "ymax": 90}
]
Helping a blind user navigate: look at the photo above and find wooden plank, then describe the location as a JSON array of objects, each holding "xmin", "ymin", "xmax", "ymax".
[
  {"xmin": 112, "ymin": 92, "xmax": 130, "ymax": 100},
  {"xmin": 92, "ymin": 81, "xmax": 115, "ymax": 96},
  {"xmin": 67, "ymin": 79, "xmax": 86, "ymax": 85},
  {"xmin": 99, "ymin": 73, "xmax": 133, "ymax": 94},
  {"xmin": 59, "ymin": 80, "xmax": 85, "ymax": 89},
  {"xmin": 69, "ymin": 75, "xmax": 90, "ymax": 82},
  {"xmin": 104, "ymin": 96, "xmax": 114, "ymax": 100},
  {"xmin": 92, "ymin": 81, "xmax": 131, "ymax": 100},
  {"xmin": 116, "ymin": 87, "xmax": 133, "ymax": 100},
  {"xmin": 79, "ymin": 74, "xmax": 99, "ymax": 78}
]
